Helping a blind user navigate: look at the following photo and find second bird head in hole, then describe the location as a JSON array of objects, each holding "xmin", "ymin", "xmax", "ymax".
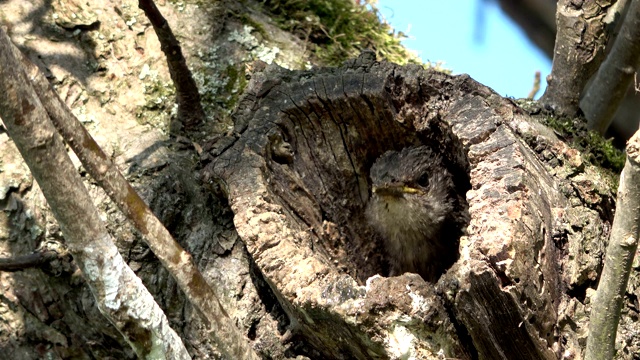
[{"xmin": 365, "ymin": 145, "xmax": 468, "ymax": 282}]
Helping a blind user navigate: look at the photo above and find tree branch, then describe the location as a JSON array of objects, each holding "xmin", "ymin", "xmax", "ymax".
[
  {"xmin": 527, "ymin": 71, "xmax": 541, "ymax": 100},
  {"xmin": 581, "ymin": 0, "xmax": 640, "ymax": 134},
  {"xmin": 0, "ymin": 249, "xmax": 59, "ymax": 272},
  {"xmin": 10, "ymin": 33, "xmax": 259, "ymax": 360},
  {"xmin": 138, "ymin": 0, "xmax": 205, "ymax": 133},
  {"xmin": 584, "ymin": 130, "xmax": 640, "ymax": 359},
  {"xmin": 0, "ymin": 28, "xmax": 191, "ymax": 360},
  {"xmin": 540, "ymin": 0, "xmax": 615, "ymax": 116}
]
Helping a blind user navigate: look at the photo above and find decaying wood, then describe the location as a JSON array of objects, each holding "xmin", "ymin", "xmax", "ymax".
[
  {"xmin": 204, "ymin": 52, "xmax": 625, "ymax": 359},
  {"xmin": 2, "ymin": 1, "xmax": 638, "ymax": 356}
]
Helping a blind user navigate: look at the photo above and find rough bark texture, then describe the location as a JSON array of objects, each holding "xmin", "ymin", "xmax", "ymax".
[
  {"xmin": 12, "ymin": 32, "xmax": 259, "ymax": 360},
  {"xmin": 1, "ymin": 0, "xmax": 640, "ymax": 359},
  {"xmin": 541, "ymin": 0, "xmax": 614, "ymax": 116},
  {"xmin": 202, "ymin": 52, "xmax": 636, "ymax": 359},
  {"xmin": 0, "ymin": 0, "xmax": 303, "ymax": 358},
  {"xmin": 0, "ymin": 27, "xmax": 190, "ymax": 360}
]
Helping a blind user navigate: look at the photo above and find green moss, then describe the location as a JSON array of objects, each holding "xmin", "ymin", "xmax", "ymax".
[
  {"xmin": 136, "ymin": 77, "xmax": 176, "ymax": 131},
  {"xmin": 580, "ymin": 132, "xmax": 626, "ymax": 172},
  {"xmin": 237, "ymin": 13, "xmax": 270, "ymax": 41},
  {"xmin": 262, "ymin": 0, "xmax": 421, "ymax": 66},
  {"xmin": 540, "ymin": 115, "xmax": 625, "ymax": 173},
  {"xmin": 198, "ymin": 65, "xmax": 246, "ymax": 108},
  {"xmin": 222, "ymin": 64, "xmax": 248, "ymax": 108}
]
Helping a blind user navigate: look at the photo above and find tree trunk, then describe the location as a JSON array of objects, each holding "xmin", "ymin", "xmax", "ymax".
[{"xmin": 202, "ymin": 51, "xmax": 623, "ymax": 359}]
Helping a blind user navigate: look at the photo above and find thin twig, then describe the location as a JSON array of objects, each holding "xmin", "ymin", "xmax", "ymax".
[{"xmin": 527, "ymin": 71, "xmax": 541, "ymax": 100}]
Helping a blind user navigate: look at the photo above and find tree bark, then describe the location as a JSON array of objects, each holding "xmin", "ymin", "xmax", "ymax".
[
  {"xmin": 541, "ymin": 0, "xmax": 614, "ymax": 116},
  {"xmin": 1, "ymin": 0, "xmax": 639, "ymax": 359},
  {"xmin": 581, "ymin": 0, "xmax": 640, "ymax": 134},
  {"xmin": 585, "ymin": 130, "xmax": 640, "ymax": 360},
  {"xmin": 138, "ymin": 0, "xmax": 205, "ymax": 132},
  {"xmin": 203, "ymin": 52, "xmax": 621, "ymax": 359},
  {"xmin": 0, "ymin": 28, "xmax": 191, "ymax": 360},
  {"xmin": 10, "ymin": 33, "xmax": 259, "ymax": 360}
]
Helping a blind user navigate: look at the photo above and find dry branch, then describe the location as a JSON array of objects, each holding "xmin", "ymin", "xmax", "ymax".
[
  {"xmin": 527, "ymin": 70, "xmax": 541, "ymax": 100},
  {"xmin": 585, "ymin": 130, "xmax": 640, "ymax": 359},
  {"xmin": 0, "ymin": 28, "xmax": 191, "ymax": 360},
  {"xmin": 0, "ymin": 249, "xmax": 59, "ymax": 272},
  {"xmin": 8, "ymin": 35, "xmax": 259, "ymax": 360}
]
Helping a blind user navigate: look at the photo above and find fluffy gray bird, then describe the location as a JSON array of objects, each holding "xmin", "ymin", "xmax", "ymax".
[{"xmin": 366, "ymin": 146, "xmax": 465, "ymax": 282}]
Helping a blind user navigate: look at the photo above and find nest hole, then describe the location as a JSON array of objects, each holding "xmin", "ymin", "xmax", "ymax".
[{"xmin": 264, "ymin": 79, "xmax": 470, "ymax": 284}]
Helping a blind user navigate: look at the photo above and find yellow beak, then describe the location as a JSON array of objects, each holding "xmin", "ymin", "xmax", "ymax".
[{"xmin": 372, "ymin": 185, "xmax": 422, "ymax": 196}]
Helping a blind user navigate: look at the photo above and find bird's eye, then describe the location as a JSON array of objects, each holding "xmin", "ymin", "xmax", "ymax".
[{"xmin": 417, "ymin": 173, "xmax": 429, "ymax": 187}]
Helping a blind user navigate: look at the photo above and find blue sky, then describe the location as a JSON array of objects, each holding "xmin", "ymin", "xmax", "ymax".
[{"xmin": 376, "ymin": 0, "xmax": 552, "ymax": 99}]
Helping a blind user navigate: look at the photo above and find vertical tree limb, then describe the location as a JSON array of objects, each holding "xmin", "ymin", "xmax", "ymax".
[
  {"xmin": 585, "ymin": 130, "xmax": 640, "ymax": 360},
  {"xmin": 138, "ymin": 0, "xmax": 205, "ymax": 132},
  {"xmin": 581, "ymin": 0, "xmax": 640, "ymax": 134},
  {"xmin": 9, "ymin": 34, "xmax": 260, "ymax": 360},
  {"xmin": 0, "ymin": 28, "xmax": 191, "ymax": 360},
  {"xmin": 540, "ymin": 0, "xmax": 615, "ymax": 116}
]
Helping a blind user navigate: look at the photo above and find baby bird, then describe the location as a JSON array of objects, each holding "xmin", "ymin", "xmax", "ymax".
[{"xmin": 366, "ymin": 146, "xmax": 466, "ymax": 282}]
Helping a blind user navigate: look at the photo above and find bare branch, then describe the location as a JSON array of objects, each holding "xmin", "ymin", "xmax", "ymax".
[
  {"xmin": 0, "ymin": 249, "xmax": 59, "ymax": 272},
  {"xmin": 585, "ymin": 130, "xmax": 640, "ymax": 359},
  {"xmin": 582, "ymin": 0, "xmax": 640, "ymax": 134},
  {"xmin": 10, "ymin": 32, "xmax": 259, "ymax": 360},
  {"xmin": 138, "ymin": 0, "xmax": 205, "ymax": 132},
  {"xmin": 0, "ymin": 28, "xmax": 191, "ymax": 360},
  {"xmin": 527, "ymin": 71, "xmax": 541, "ymax": 100},
  {"xmin": 540, "ymin": 0, "xmax": 616, "ymax": 116}
]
